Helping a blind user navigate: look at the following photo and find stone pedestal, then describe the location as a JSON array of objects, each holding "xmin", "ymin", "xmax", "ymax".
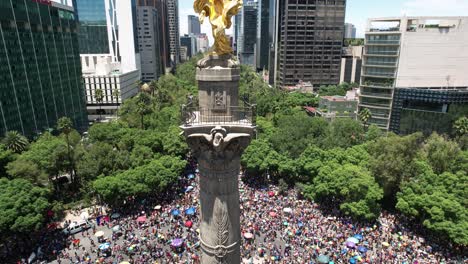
[{"xmin": 181, "ymin": 55, "xmax": 254, "ymax": 264}]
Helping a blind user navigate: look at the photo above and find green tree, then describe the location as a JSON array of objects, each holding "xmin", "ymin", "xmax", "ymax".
[
  {"xmin": 135, "ymin": 92, "xmax": 153, "ymax": 129},
  {"xmin": 57, "ymin": 117, "xmax": 75, "ymax": 183},
  {"xmin": 20, "ymin": 133, "xmax": 66, "ymax": 178},
  {"xmin": 365, "ymin": 124, "xmax": 383, "ymax": 141},
  {"xmin": 367, "ymin": 133, "xmax": 423, "ymax": 200},
  {"xmin": 112, "ymin": 88, "xmax": 120, "ymax": 111},
  {"xmin": 324, "ymin": 118, "xmax": 364, "ymax": 149},
  {"xmin": 0, "ymin": 178, "xmax": 51, "ymax": 234},
  {"xmin": 270, "ymin": 112, "xmax": 328, "ymax": 158},
  {"xmin": 0, "ymin": 144, "xmax": 16, "ymax": 177},
  {"xmin": 6, "ymin": 159, "xmax": 48, "ymax": 185},
  {"xmin": 358, "ymin": 108, "xmax": 372, "ymax": 130},
  {"xmin": 94, "ymin": 89, "xmax": 105, "ymax": 120},
  {"xmin": 301, "ymin": 162, "xmax": 383, "ymax": 220},
  {"xmin": 75, "ymin": 142, "xmax": 130, "ymax": 182},
  {"xmin": 241, "ymin": 139, "xmax": 281, "ymax": 176},
  {"xmin": 2, "ymin": 131, "xmax": 29, "ymax": 153},
  {"xmin": 160, "ymin": 126, "xmax": 189, "ymax": 157},
  {"xmin": 396, "ymin": 162, "xmax": 468, "ymax": 245},
  {"xmin": 453, "ymin": 116, "xmax": 468, "ymax": 137},
  {"xmin": 420, "ymin": 133, "xmax": 461, "ymax": 174},
  {"xmin": 93, "ymin": 155, "xmax": 186, "ymax": 204}
]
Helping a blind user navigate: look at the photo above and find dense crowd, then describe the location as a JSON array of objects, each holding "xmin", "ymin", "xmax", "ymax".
[{"xmin": 15, "ymin": 157, "xmax": 466, "ymax": 263}]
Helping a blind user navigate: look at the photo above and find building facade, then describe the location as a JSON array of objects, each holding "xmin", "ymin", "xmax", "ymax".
[
  {"xmin": 340, "ymin": 45, "xmax": 363, "ymax": 84},
  {"xmin": 256, "ymin": 0, "xmax": 275, "ymax": 71},
  {"xmin": 166, "ymin": 0, "xmax": 180, "ymax": 65},
  {"xmin": 136, "ymin": 0, "xmax": 171, "ymax": 73},
  {"xmin": 188, "ymin": 14, "xmax": 201, "ymax": 35},
  {"xmin": 137, "ymin": 6, "xmax": 163, "ymax": 82},
  {"xmin": 76, "ymin": 0, "xmax": 141, "ymax": 120},
  {"xmin": 0, "ymin": 0, "xmax": 87, "ymax": 137},
  {"xmin": 359, "ymin": 16, "xmax": 468, "ymax": 130},
  {"xmin": 238, "ymin": 0, "xmax": 258, "ymax": 66},
  {"xmin": 344, "ymin": 23, "xmax": 356, "ymax": 38},
  {"xmin": 196, "ymin": 33, "xmax": 209, "ymax": 53},
  {"xmin": 275, "ymin": 0, "xmax": 346, "ymax": 88},
  {"xmin": 180, "ymin": 34, "xmax": 197, "ymax": 59}
]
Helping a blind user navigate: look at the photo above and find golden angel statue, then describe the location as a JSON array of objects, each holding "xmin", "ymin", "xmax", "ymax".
[{"xmin": 194, "ymin": 0, "xmax": 243, "ymax": 56}]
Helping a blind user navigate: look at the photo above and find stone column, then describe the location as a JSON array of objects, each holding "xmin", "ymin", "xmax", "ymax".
[
  {"xmin": 186, "ymin": 126, "xmax": 252, "ymax": 264},
  {"xmin": 181, "ymin": 54, "xmax": 254, "ymax": 264}
]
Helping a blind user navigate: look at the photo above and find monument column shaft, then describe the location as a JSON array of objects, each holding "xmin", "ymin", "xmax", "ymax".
[{"xmin": 197, "ymin": 158, "xmax": 241, "ymax": 263}]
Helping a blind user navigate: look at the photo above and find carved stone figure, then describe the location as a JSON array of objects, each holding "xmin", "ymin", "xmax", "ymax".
[{"xmin": 194, "ymin": 0, "xmax": 243, "ymax": 55}]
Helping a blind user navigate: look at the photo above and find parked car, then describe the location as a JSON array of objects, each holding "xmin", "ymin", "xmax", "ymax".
[{"xmin": 62, "ymin": 220, "xmax": 94, "ymax": 235}]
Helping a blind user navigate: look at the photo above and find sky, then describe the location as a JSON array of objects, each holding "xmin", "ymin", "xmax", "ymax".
[{"xmin": 179, "ymin": 0, "xmax": 468, "ymax": 43}]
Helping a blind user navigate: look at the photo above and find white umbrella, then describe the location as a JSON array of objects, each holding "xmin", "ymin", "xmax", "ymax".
[
  {"xmin": 154, "ymin": 205, "xmax": 162, "ymax": 210},
  {"xmin": 283, "ymin": 208, "xmax": 293, "ymax": 213},
  {"xmin": 95, "ymin": 231, "xmax": 105, "ymax": 237}
]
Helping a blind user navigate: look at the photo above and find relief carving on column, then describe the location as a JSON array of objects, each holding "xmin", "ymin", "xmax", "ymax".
[{"xmin": 187, "ymin": 126, "xmax": 252, "ymax": 172}]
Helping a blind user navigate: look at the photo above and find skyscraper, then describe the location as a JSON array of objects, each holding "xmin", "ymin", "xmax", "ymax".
[
  {"xmin": 188, "ymin": 15, "xmax": 201, "ymax": 35},
  {"xmin": 238, "ymin": 0, "xmax": 258, "ymax": 66},
  {"xmin": 137, "ymin": 6, "xmax": 163, "ymax": 82},
  {"xmin": 166, "ymin": 0, "xmax": 180, "ymax": 65},
  {"xmin": 359, "ymin": 16, "xmax": 468, "ymax": 133},
  {"xmin": 256, "ymin": 0, "xmax": 275, "ymax": 71},
  {"xmin": 344, "ymin": 23, "xmax": 357, "ymax": 38},
  {"xmin": 0, "ymin": 0, "xmax": 87, "ymax": 137},
  {"xmin": 137, "ymin": 0, "xmax": 171, "ymax": 73},
  {"xmin": 76, "ymin": 0, "xmax": 141, "ymax": 120},
  {"xmin": 180, "ymin": 34, "xmax": 197, "ymax": 59},
  {"xmin": 275, "ymin": 0, "xmax": 346, "ymax": 88}
]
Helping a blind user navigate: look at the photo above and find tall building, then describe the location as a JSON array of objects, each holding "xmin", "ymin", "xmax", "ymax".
[
  {"xmin": 180, "ymin": 34, "xmax": 197, "ymax": 59},
  {"xmin": 359, "ymin": 16, "xmax": 468, "ymax": 132},
  {"xmin": 188, "ymin": 15, "xmax": 201, "ymax": 35},
  {"xmin": 340, "ymin": 45, "xmax": 363, "ymax": 84},
  {"xmin": 137, "ymin": 6, "xmax": 163, "ymax": 82},
  {"xmin": 238, "ymin": 0, "xmax": 258, "ymax": 66},
  {"xmin": 234, "ymin": 14, "xmax": 242, "ymax": 54},
  {"xmin": 344, "ymin": 23, "xmax": 357, "ymax": 38},
  {"xmin": 196, "ymin": 33, "xmax": 209, "ymax": 53},
  {"xmin": 256, "ymin": 0, "xmax": 276, "ymax": 71},
  {"xmin": 76, "ymin": 0, "xmax": 141, "ymax": 120},
  {"xmin": 166, "ymin": 0, "xmax": 180, "ymax": 65},
  {"xmin": 137, "ymin": 0, "xmax": 171, "ymax": 73},
  {"xmin": 275, "ymin": 0, "xmax": 346, "ymax": 88},
  {"xmin": 0, "ymin": 0, "xmax": 87, "ymax": 137}
]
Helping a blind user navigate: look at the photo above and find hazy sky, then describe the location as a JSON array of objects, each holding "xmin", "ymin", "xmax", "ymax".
[{"xmin": 179, "ymin": 0, "xmax": 468, "ymax": 44}]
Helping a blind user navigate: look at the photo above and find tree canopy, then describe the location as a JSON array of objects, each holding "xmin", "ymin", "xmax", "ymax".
[{"xmin": 0, "ymin": 178, "xmax": 51, "ymax": 234}]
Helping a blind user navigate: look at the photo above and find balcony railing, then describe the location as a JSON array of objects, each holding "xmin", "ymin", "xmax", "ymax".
[
  {"xmin": 360, "ymin": 92, "xmax": 393, "ymax": 98},
  {"xmin": 181, "ymin": 105, "xmax": 256, "ymax": 126},
  {"xmin": 366, "ymin": 40, "xmax": 400, "ymax": 45},
  {"xmin": 369, "ymin": 27, "xmax": 400, "ymax": 32},
  {"xmin": 363, "ymin": 71, "xmax": 396, "ymax": 77},
  {"xmin": 361, "ymin": 81, "xmax": 394, "ymax": 88}
]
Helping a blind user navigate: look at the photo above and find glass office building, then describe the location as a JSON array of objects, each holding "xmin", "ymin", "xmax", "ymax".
[
  {"xmin": 0, "ymin": 0, "xmax": 87, "ymax": 137},
  {"xmin": 74, "ymin": 0, "xmax": 109, "ymax": 54}
]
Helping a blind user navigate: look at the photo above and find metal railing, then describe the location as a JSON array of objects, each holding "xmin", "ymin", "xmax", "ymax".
[{"xmin": 181, "ymin": 105, "xmax": 256, "ymax": 126}]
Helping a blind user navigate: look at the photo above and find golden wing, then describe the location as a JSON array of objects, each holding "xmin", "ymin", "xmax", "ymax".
[{"xmin": 223, "ymin": 0, "xmax": 242, "ymax": 29}]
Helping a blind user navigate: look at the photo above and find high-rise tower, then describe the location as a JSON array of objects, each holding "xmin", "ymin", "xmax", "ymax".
[
  {"xmin": 275, "ymin": 0, "xmax": 346, "ymax": 88},
  {"xmin": 0, "ymin": 0, "xmax": 87, "ymax": 136},
  {"xmin": 188, "ymin": 14, "xmax": 201, "ymax": 35},
  {"xmin": 359, "ymin": 16, "xmax": 468, "ymax": 134},
  {"xmin": 166, "ymin": 0, "xmax": 180, "ymax": 65}
]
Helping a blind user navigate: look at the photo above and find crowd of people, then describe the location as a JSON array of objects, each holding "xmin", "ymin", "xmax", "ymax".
[{"xmin": 14, "ymin": 158, "xmax": 466, "ymax": 263}]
